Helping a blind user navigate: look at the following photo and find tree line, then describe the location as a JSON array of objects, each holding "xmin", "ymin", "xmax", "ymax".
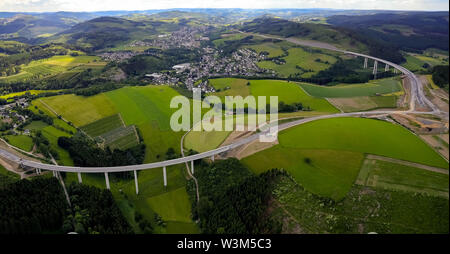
[
  {"xmin": 0, "ymin": 177, "xmax": 133, "ymax": 234},
  {"xmin": 58, "ymin": 134, "xmax": 146, "ymax": 179},
  {"xmin": 187, "ymin": 158, "xmax": 285, "ymax": 234}
]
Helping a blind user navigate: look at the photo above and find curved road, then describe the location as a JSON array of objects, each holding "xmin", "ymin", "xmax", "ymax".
[{"xmin": 0, "ymin": 34, "xmax": 447, "ymax": 175}]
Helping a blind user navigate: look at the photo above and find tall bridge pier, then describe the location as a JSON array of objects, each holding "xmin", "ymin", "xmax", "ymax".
[
  {"xmin": 163, "ymin": 166, "xmax": 167, "ymax": 187},
  {"xmin": 364, "ymin": 57, "xmax": 368, "ymax": 69},
  {"xmin": 134, "ymin": 170, "xmax": 139, "ymax": 195},
  {"xmin": 385, "ymin": 63, "xmax": 389, "ymax": 72},
  {"xmin": 104, "ymin": 172, "xmax": 110, "ymax": 189},
  {"xmin": 373, "ymin": 60, "xmax": 378, "ymax": 79}
]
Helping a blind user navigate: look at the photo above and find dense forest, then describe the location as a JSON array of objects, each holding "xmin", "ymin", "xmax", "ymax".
[
  {"xmin": 58, "ymin": 134, "xmax": 146, "ymax": 178},
  {"xmin": 289, "ymin": 57, "xmax": 397, "ymax": 85},
  {"xmin": 0, "ymin": 178, "xmax": 68, "ymax": 234},
  {"xmin": 0, "ymin": 43, "xmax": 83, "ymax": 77},
  {"xmin": 0, "ymin": 177, "xmax": 132, "ymax": 234},
  {"xmin": 187, "ymin": 158, "xmax": 284, "ymax": 234},
  {"xmin": 328, "ymin": 12, "xmax": 449, "ymax": 52},
  {"xmin": 431, "ymin": 65, "xmax": 449, "ymax": 90},
  {"xmin": 240, "ymin": 17, "xmax": 405, "ymax": 63},
  {"xmin": 119, "ymin": 48, "xmax": 201, "ymax": 76},
  {"xmin": 63, "ymin": 183, "xmax": 133, "ymax": 234}
]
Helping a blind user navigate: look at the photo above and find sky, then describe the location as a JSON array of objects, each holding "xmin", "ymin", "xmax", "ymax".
[{"xmin": 0, "ymin": 0, "xmax": 448, "ymax": 12}]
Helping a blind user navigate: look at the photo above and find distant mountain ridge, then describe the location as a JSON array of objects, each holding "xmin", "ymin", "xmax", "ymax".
[{"xmin": 327, "ymin": 12, "xmax": 449, "ymax": 51}]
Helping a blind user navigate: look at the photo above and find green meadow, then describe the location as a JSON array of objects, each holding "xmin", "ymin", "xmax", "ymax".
[
  {"xmin": 4, "ymin": 135, "xmax": 34, "ymax": 152},
  {"xmin": 187, "ymin": 78, "xmax": 338, "ymax": 153},
  {"xmin": 23, "ymin": 120, "xmax": 74, "ymax": 165},
  {"xmin": 0, "ymin": 164, "xmax": 20, "ymax": 189},
  {"xmin": 242, "ymin": 117, "xmax": 448, "ymax": 200},
  {"xmin": 357, "ymin": 159, "xmax": 449, "ymax": 197},
  {"xmin": 207, "ymin": 78, "xmax": 338, "ymax": 113},
  {"xmin": 401, "ymin": 53, "xmax": 447, "ymax": 73},
  {"xmin": 64, "ymin": 164, "xmax": 199, "ymax": 234},
  {"xmin": 208, "ymin": 78, "xmax": 250, "ymax": 98},
  {"xmin": 0, "ymin": 55, "xmax": 106, "ymax": 83},
  {"xmin": 250, "ymin": 80, "xmax": 339, "ymax": 112},
  {"xmin": 277, "ymin": 117, "xmax": 448, "ymax": 168},
  {"xmin": 257, "ymin": 47, "xmax": 337, "ymax": 78},
  {"xmin": 212, "ymin": 33, "xmax": 248, "ymax": 47},
  {"xmin": 80, "ymin": 114, "xmax": 124, "ymax": 137},
  {"xmin": 298, "ymin": 78, "xmax": 403, "ymax": 98},
  {"xmin": 184, "ymin": 127, "xmax": 231, "ymax": 153},
  {"xmin": 242, "ymin": 147, "xmax": 364, "ymax": 200},
  {"xmin": 246, "ymin": 42, "xmax": 287, "ymax": 58},
  {"xmin": 34, "ymin": 85, "xmax": 199, "ymax": 233}
]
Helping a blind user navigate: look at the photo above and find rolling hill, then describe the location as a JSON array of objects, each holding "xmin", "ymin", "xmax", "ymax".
[
  {"xmin": 327, "ymin": 12, "xmax": 449, "ymax": 52},
  {"xmin": 239, "ymin": 17, "xmax": 405, "ymax": 63},
  {"xmin": 44, "ymin": 16, "xmax": 189, "ymax": 51}
]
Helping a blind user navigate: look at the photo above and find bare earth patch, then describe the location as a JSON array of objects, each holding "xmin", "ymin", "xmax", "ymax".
[{"xmin": 419, "ymin": 75, "xmax": 449, "ymax": 113}]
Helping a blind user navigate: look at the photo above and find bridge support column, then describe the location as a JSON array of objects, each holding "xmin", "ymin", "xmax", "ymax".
[
  {"xmin": 163, "ymin": 166, "xmax": 167, "ymax": 187},
  {"xmin": 36, "ymin": 168, "xmax": 40, "ymax": 175},
  {"xmin": 77, "ymin": 172, "xmax": 82, "ymax": 183},
  {"xmin": 52, "ymin": 171, "xmax": 56, "ymax": 177},
  {"xmin": 191, "ymin": 160, "xmax": 194, "ymax": 175},
  {"xmin": 363, "ymin": 57, "xmax": 368, "ymax": 69},
  {"xmin": 211, "ymin": 155, "xmax": 215, "ymax": 162},
  {"xmin": 104, "ymin": 172, "xmax": 110, "ymax": 190},
  {"xmin": 373, "ymin": 60, "xmax": 378, "ymax": 79},
  {"xmin": 55, "ymin": 171, "xmax": 59, "ymax": 179},
  {"xmin": 134, "ymin": 170, "xmax": 139, "ymax": 195},
  {"xmin": 385, "ymin": 64, "xmax": 389, "ymax": 72}
]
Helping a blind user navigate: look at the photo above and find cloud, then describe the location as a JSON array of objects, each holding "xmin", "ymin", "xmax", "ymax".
[{"xmin": 0, "ymin": 0, "xmax": 448, "ymax": 12}]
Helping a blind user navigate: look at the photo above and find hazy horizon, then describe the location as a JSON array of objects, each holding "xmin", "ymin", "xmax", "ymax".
[{"xmin": 1, "ymin": 0, "xmax": 448, "ymax": 13}]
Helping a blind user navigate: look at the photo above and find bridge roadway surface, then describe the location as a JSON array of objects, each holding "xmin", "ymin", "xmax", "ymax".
[{"xmin": 0, "ymin": 34, "xmax": 448, "ymax": 174}]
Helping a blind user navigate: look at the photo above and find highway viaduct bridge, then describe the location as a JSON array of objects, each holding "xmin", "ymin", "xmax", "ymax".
[{"xmin": 0, "ymin": 41, "xmax": 446, "ymax": 196}]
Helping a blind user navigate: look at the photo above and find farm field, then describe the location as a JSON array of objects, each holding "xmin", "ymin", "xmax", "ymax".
[
  {"xmin": 242, "ymin": 147, "xmax": 364, "ymax": 200},
  {"xmin": 242, "ymin": 117, "xmax": 448, "ymax": 200},
  {"xmin": 208, "ymin": 78, "xmax": 250, "ymax": 98},
  {"xmin": 3, "ymin": 135, "xmax": 34, "ymax": 152},
  {"xmin": 36, "ymin": 94, "xmax": 118, "ymax": 127},
  {"xmin": 147, "ymin": 187, "xmax": 193, "ymax": 223},
  {"xmin": 401, "ymin": 53, "xmax": 447, "ymax": 73},
  {"xmin": 36, "ymin": 85, "xmax": 190, "ymax": 161},
  {"xmin": 0, "ymin": 90, "xmax": 60, "ymax": 100},
  {"xmin": 257, "ymin": 47, "xmax": 337, "ymax": 78},
  {"xmin": 277, "ymin": 117, "xmax": 448, "ymax": 168},
  {"xmin": 80, "ymin": 114, "xmax": 125, "ymax": 137},
  {"xmin": 357, "ymin": 159, "xmax": 449, "ymax": 197},
  {"xmin": 35, "ymin": 86, "xmax": 199, "ymax": 233},
  {"xmin": 245, "ymin": 42, "xmax": 288, "ymax": 58},
  {"xmin": 64, "ymin": 164, "xmax": 198, "ymax": 234},
  {"xmin": 250, "ymin": 79, "xmax": 339, "ymax": 112},
  {"xmin": 0, "ymin": 55, "xmax": 106, "ymax": 83},
  {"xmin": 29, "ymin": 100, "xmax": 78, "ymax": 134},
  {"xmin": 207, "ymin": 78, "xmax": 339, "ymax": 113},
  {"xmin": 212, "ymin": 33, "xmax": 248, "ymax": 47},
  {"xmin": 328, "ymin": 96, "xmax": 398, "ymax": 112},
  {"xmin": 23, "ymin": 120, "xmax": 74, "ymax": 165},
  {"xmin": 101, "ymin": 125, "xmax": 139, "ymax": 150},
  {"xmin": 298, "ymin": 78, "xmax": 403, "ymax": 98},
  {"xmin": 184, "ymin": 127, "xmax": 231, "ymax": 153},
  {"xmin": 271, "ymin": 175, "xmax": 449, "ymax": 233}
]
